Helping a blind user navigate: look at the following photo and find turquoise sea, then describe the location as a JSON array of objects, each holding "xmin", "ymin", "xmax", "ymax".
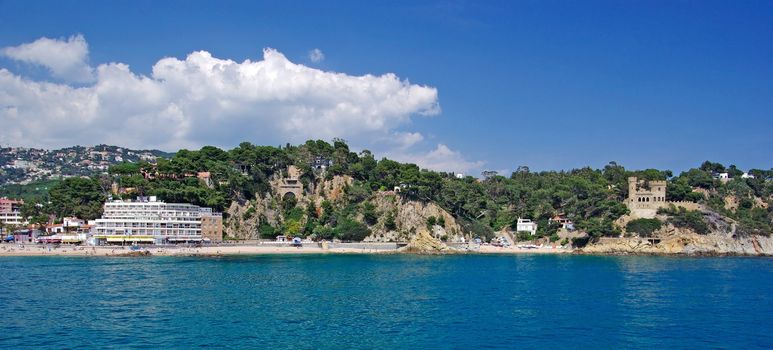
[{"xmin": 1, "ymin": 254, "xmax": 771, "ymax": 349}]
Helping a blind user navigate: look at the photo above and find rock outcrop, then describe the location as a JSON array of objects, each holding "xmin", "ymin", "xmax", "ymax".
[
  {"xmin": 226, "ymin": 171, "xmax": 356, "ymax": 239},
  {"xmin": 399, "ymin": 230, "xmax": 454, "ymax": 253},
  {"xmin": 223, "ymin": 175, "xmax": 466, "ymax": 243},
  {"xmin": 366, "ymin": 193, "xmax": 464, "ymax": 242},
  {"xmin": 224, "ymin": 195, "xmax": 281, "ymax": 239},
  {"xmin": 313, "ymin": 175, "xmax": 352, "ymax": 202},
  {"xmin": 595, "ymin": 203, "xmax": 772, "ymax": 256},
  {"xmin": 580, "ymin": 227, "xmax": 773, "ymax": 256}
]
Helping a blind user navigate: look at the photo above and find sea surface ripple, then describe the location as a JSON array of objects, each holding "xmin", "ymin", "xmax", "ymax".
[{"xmin": 1, "ymin": 254, "xmax": 771, "ymax": 349}]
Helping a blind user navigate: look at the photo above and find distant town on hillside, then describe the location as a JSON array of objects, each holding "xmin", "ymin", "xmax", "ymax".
[{"xmin": 0, "ymin": 145, "xmax": 173, "ymax": 185}]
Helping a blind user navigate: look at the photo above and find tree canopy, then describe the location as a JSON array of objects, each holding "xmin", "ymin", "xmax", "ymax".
[{"xmin": 7, "ymin": 139, "xmax": 770, "ymax": 241}]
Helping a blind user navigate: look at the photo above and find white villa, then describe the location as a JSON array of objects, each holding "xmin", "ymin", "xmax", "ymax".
[{"xmin": 516, "ymin": 218, "xmax": 538, "ymax": 236}]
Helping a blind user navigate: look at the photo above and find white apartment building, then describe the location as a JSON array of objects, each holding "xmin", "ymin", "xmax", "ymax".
[
  {"xmin": 516, "ymin": 218, "xmax": 538, "ymax": 236},
  {"xmin": 0, "ymin": 212, "xmax": 25, "ymax": 226},
  {"xmin": 0, "ymin": 197, "xmax": 25, "ymax": 226},
  {"xmin": 94, "ymin": 196, "xmax": 221, "ymax": 244}
]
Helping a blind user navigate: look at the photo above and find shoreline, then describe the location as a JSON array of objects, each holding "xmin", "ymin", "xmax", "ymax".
[
  {"xmin": 2, "ymin": 244, "xmax": 769, "ymax": 258},
  {"xmin": 0, "ymin": 243, "xmax": 572, "ymax": 257},
  {"xmin": 573, "ymin": 250, "xmax": 773, "ymax": 258}
]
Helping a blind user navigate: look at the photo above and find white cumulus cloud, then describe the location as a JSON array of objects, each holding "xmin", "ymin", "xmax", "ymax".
[
  {"xmin": 388, "ymin": 144, "xmax": 484, "ymax": 175},
  {"xmin": 388, "ymin": 131, "xmax": 425, "ymax": 150},
  {"xmin": 0, "ymin": 40, "xmax": 439, "ymax": 150},
  {"xmin": 0, "ymin": 35, "xmax": 483, "ymax": 173},
  {"xmin": 1, "ymin": 34, "xmax": 94, "ymax": 83},
  {"xmin": 309, "ymin": 48, "xmax": 325, "ymax": 63}
]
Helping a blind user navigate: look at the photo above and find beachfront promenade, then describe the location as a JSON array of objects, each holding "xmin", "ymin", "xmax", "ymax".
[{"xmin": 0, "ymin": 241, "xmax": 571, "ymax": 257}]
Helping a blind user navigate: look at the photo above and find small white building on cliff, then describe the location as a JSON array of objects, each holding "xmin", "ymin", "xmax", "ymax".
[{"xmin": 516, "ymin": 218, "xmax": 538, "ymax": 236}]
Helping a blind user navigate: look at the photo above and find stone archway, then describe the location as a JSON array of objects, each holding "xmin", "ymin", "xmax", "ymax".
[
  {"xmin": 281, "ymin": 191, "xmax": 298, "ymax": 211},
  {"xmin": 279, "ymin": 186, "xmax": 302, "ymax": 200},
  {"xmin": 282, "ymin": 191, "xmax": 297, "ymax": 201}
]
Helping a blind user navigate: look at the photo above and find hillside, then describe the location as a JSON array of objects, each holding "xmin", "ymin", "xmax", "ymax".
[
  {"xmin": 3, "ymin": 140, "xmax": 771, "ymax": 253},
  {"xmin": 0, "ymin": 144, "xmax": 172, "ymax": 185}
]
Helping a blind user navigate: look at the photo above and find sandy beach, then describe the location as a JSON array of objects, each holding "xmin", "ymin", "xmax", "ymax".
[
  {"xmin": 0, "ymin": 243, "xmax": 572, "ymax": 257},
  {"xmin": 476, "ymin": 244, "xmax": 573, "ymax": 255}
]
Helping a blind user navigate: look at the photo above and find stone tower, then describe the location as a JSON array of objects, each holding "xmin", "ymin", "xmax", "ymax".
[
  {"xmin": 278, "ymin": 165, "xmax": 303, "ymax": 199},
  {"xmin": 625, "ymin": 177, "xmax": 668, "ymax": 218}
]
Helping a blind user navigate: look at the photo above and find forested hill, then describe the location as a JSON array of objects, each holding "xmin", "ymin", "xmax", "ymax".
[{"xmin": 7, "ymin": 139, "xmax": 773, "ymax": 242}]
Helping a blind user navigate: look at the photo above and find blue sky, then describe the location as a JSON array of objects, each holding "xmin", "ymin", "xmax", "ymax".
[{"xmin": 0, "ymin": 0, "xmax": 771, "ymax": 174}]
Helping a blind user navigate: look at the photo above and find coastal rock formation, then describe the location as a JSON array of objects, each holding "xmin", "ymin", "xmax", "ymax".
[
  {"xmin": 223, "ymin": 175, "xmax": 465, "ymax": 242},
  {"xmin": 225, "ymin": 172, "xmax": 352, "ymax": 239},
  {"xmin": 366, "ymin": 193, "xmax": 464, "ymax": 242},
  {"xmin": 224, "ymin": 195, "xmax": 280, "ymax": 239},
  {"xmin": 313, "ymin": 175, "xmax": 353, "ymax": 202},
  {"xmin": 581, "ymin": 228, "xmax": 773, "ymax": 256},
  {"xmin": 118, "ymin": 250, "xmax": 152, "ymax": 257},
  {"xmin": 601, "ymin": 191, "xmax": 772, "ymax": 256},
  {"xmin": 400, "ymin": 230, "xmax": 453, "ymax": 253}
]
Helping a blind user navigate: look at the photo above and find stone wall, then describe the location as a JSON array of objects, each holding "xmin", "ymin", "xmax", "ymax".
[{"xmin": 669, "ymin": 201, "xmax": 704, "ymax": 211}]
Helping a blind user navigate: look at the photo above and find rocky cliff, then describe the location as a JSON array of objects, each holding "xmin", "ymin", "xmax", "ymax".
[
  {"xmin": 223, "ymin": 175, "xmax": 465, "ymax": 242},
  {"xmin": 224, "ymin": 195, "xmax": 282, "ymax": 239},
  {"xmin": 580, "ymin": 230, "xmax": 773, "ymax": 256},
  {"xmin": 588, "ymin": 188, "xmax": 773, "ymax": 256},
  {"xmin": 583, "ymin": 213, "xmax": 773, "ymax": 256},
  {"xmin": 364, "ymin": 193, "xmax": 464, "ymax": 242}
]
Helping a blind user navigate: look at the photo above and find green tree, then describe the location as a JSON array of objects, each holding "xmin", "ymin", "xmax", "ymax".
[
  {"xmin": 516, "ymin": 231, "xmax": 533, "ymax": 241},
  {"xmin": 313, "ymin": 226, "xmax": 335, "ymax": 240},
  {"xmin": 108, "ymin": 162, "xmax": 141, "ymax": 176},
  {"xmin": 259, "ymin": 224, "xmax": 276, "ymax": 239},
  {"xmin": 319, "ymin": 200, "xmax": 335, "ymax": 226},
  {"xmin": 48, "ymin": 177, "xmax": 105, "ymax": 220},
  {"xmin": 626, "ymin": 218, "xmax": 662, "ymax": 237},
  {"xmin": 282, "ymin": 219, "xmax": 303, "ymax": 236},
  {"xmin": 579, "ymin": 217, "xmax": 620, "ymax": 238},
  {"xmin": 384, "ymin": 212, "xmax": 397, "ymax": 231},
  {"xmin": 335, "ymin": 218, "xmax": 371, "ymax": 241},
  {"xmin": 426, "ymin": 216, "xmax": 437, "ymax": 229},
  {"xmin": 361, "ymin": 201, "xmax": 378, "ymax": 225},
  {"xmin": 679, "ymin": 169, "xmax": 715, "ymax": 189},
  {"xmin": 700, "ymin": 161, "xmax": 726, "ymax": 174}
]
